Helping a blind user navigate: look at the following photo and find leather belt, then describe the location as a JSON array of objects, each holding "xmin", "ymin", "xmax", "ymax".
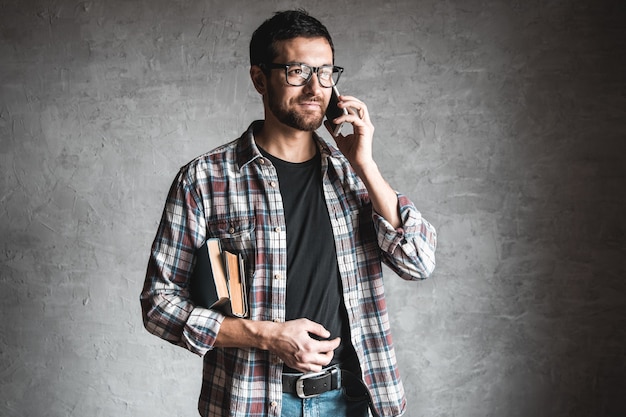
[{"xmin": 282, "ymin": 365, "xmax": 342, "ymax": 399}]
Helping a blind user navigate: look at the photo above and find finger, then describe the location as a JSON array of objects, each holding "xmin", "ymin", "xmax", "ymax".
[
  {"xmin": 336, "ymin": 94, "xmax": 362, "ymax": 106},
  {"xmin": 318, "ymin": 336, "xmax": 341, "ymax": 352},
  {"xmin": 337, "ymin": 96, "xmax": 367, "ymax": 117},
  {"xmin": 301, "ymin": 319, "xmax": 331, "ymax": 339},
  {"xmin": 291, "ymin": 350, "xmax": 332, "ymax": 373},
  {"xmin": 308, "ymin": 364, "xmax": 323, "ymax": 373},
  {"xmin": 289, "ymin": 359, "xmax": 322, "ymax": 373},
  {"xmin": 302, "ymin": 362, "xmax": 325, "ymax": 373},
  {"xmin": 309, "ymin": 348, "xmax": 335, "ymax": 369},
  {"xmin": 335, "ymin": 106, "xmax": 368, "ymax": 125},
  {"xmin": 313, "ymin": 352, "xmax": 334, "ymax": 369},
  {"xmin": 306, "ymin": 337, "xmax": 340, "ymax": 362}
]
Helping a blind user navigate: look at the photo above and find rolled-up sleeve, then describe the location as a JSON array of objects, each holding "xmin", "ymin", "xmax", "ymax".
[
  {"xmin": 140, "ymin": 168, "xmax": 225, "ymax": 356},
  {"xmin": 374, "ymin": 193, "xmax": 437, "ymax": 280}
]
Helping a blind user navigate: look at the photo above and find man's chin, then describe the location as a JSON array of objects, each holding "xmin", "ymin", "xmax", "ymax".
[{"xmin": 284, "ymin": 115, "xmax": 324, "ymax": 132}]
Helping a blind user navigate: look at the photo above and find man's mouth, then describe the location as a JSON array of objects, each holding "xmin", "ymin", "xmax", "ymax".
[
  {"xmin": 300, "ymin": 99, "xmax": 321, "ymax": 105},
  {"xmin": 298, "ymin": 99, "xmax": 323, "ymax": 110}
]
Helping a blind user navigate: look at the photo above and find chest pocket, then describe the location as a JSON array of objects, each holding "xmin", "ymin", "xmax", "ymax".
[{"xmin": 208, "ymin": 217, "xmax": 256, "ymax": 267}]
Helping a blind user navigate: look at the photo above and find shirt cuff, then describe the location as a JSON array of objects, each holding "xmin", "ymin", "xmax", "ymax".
[
  {"xmin": 374, "ymin": 194, "xmax": 419, "ymax": 253},
  {"xmin": 182, "ymin": 307, "xmax": 226, "ymax": 356}
]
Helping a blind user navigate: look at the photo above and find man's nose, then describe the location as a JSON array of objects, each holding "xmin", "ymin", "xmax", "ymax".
[{"xmin": 303, "ymin": 71, "xmax": 324, "ymax": 92}]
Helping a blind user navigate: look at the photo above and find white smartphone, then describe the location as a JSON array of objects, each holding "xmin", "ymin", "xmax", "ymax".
[{"xmin": 325, "ymin": 85, "xmax": 348, "ymax": 137}]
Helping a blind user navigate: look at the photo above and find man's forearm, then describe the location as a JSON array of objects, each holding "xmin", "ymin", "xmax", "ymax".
[
  {"xmin": 214, "ymin": 317, "xmax": 274, "ymax": 350},
  {"xmin": 354, "ymin": 161, "xmax": 401, "ymax": 229},
  {"xmin": 214, "ymin": 317, "xmax": 341, "ymax": 372}
]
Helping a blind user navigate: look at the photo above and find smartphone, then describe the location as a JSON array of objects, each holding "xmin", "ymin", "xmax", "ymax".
[{"xmin": 325, "ymin": 86, "xmax": 348, "ymax": 137}]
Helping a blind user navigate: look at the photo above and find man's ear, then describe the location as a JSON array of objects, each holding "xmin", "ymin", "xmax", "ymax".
[{"xmin": 250, "ymin": 65, "xmax": 267, "ymax": 95}]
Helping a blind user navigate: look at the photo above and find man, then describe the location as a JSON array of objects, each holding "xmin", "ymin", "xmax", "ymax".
[{"xmin": 141, "ymin": 10, "xmax": 436, "ymax": 417}]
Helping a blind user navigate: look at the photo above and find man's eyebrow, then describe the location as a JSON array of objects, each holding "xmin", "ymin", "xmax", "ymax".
[{"xmin": 282, "ymin": 62, "xmax": 334, "ymax": 67}]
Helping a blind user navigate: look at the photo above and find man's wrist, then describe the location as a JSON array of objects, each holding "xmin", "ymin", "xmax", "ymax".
[
  {"xmin": 247, "ymin": 319, "xmax": 276, "ymax": 351},
  {"xmin": 216, "ymin": 318, "xmax": 276, "ymax": 350},
  {"xmin": 353, "ymin": 159, "xmax": 378, "ymax": 180}
]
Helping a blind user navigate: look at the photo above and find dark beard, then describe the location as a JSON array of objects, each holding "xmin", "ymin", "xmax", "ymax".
[{"xmin": 267, "ymin": 89, "xmax": 325, "ymax": 132}]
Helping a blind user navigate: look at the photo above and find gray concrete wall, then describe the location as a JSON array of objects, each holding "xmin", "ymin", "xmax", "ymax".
[{"xmin": 1, "ymin": 0, "xmax": 624, "ymax": 416}]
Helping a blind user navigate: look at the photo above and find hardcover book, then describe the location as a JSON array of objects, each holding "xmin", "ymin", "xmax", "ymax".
[{"xmin": 190, "ymin": 238, "xmax": 249, "ymax": 318}]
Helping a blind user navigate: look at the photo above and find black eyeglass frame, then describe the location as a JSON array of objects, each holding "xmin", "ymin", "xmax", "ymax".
[{"xmin": 261, "ymin": 62, "xmax": 344, "ymax": 88}]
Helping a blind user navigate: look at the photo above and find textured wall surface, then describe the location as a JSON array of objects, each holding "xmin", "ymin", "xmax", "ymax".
[{"xmin": 1, "ymin": 1, "xmax": 625, "ymax": 416}]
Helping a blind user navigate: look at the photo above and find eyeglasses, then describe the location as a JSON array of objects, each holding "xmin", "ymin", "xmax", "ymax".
[{"xmin": 262, "ymin": 63, "xmax": 344, "ymax": 88}]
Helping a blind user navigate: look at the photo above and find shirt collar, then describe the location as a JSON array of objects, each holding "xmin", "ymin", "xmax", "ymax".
[{"xmin": 235, "ymin": 121, "xmax": 340, "ymax": 170}]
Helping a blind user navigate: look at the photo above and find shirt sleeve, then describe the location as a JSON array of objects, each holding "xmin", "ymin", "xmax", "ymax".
[
  {"xmin": 373, "ymin": 193, "xmax": 437, "ymax": 280},
  {"xmin": 140, "ymin": 167, "xmax": 225, "ymax": 356}
]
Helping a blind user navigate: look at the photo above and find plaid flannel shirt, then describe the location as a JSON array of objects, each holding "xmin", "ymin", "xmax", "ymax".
[{"xmin": 141, "ymin": 121, "xmax": 437, "ymax": 417}]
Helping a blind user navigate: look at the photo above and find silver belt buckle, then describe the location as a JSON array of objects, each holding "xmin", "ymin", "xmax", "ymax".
[{"xmin": 295, "ymin": 367, "xmax": 339, "ymax": 399}]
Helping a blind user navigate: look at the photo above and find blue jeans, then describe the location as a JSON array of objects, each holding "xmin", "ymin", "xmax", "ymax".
[{"xmin": 281, "ymin": 388, "xmax": 370, "ymax": 417}]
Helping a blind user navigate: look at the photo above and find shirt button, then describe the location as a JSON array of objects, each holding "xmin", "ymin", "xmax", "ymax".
[
  {"xmin": 274, "ymin": 273, "xmax": 282, "ymax": 280},
  {"xmin": 259, "ymin": 158, "xmax": 266, "ymax": 165},
  {"xmin": 228, "ymin": 227, "xmax": 235, "ymax": 234},
  {"xmin": 270, "ymin": 401, "xmax": 278, "ymax": 408},
  {"xmin": 274, "ymin": 226, "xmax": 281, "ymax": 233},
  {"xmin": 269, "ymin": 180, "xmax": 277, "ymax": 187}
]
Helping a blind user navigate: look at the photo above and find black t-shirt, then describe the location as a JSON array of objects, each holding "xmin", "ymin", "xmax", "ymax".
[{"xmin": 259, "ymin": 147, "xmax": 358, "ymax": 374}]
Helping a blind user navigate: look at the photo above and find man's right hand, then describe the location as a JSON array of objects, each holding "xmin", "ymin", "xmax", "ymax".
[
  {"xmin": 265, "ymin": 318, "xmax": 340, "ymax": 373},
  {"xmin": 215, "ymin": 317, "xmax": 340, "ymax": 373}
]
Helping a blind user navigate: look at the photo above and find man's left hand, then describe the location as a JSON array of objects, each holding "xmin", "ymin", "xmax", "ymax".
[{"xmin": 324, "ymin": 95, "xmax": 376, "ymax": 176}]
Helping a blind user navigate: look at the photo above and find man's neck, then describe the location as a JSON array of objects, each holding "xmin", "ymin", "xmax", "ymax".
[{"xmin": 255, "ymin": 121, "xmax": 318, "ymax": 163}]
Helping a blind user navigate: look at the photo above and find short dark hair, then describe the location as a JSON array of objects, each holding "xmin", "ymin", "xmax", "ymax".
[{"xmin": 249, "ymin": 10, "xmax": 334, "ymax": 68}]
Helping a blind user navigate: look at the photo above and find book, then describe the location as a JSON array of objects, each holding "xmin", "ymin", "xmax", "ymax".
[{"xmin": 190, "ymin": 238, "xmax": 249, "ymax": 318}]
